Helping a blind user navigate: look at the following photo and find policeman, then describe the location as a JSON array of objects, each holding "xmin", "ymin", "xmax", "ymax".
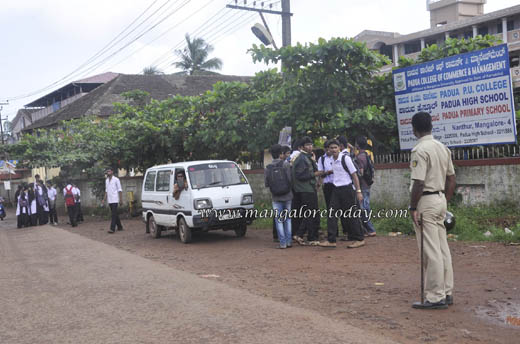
[{"xmin": 409, "ymin": 112, "xmax": 456, "ymax": 310}]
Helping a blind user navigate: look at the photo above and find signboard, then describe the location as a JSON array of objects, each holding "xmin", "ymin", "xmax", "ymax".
[{"xmin": 393, "ymin": 44, "xmax": 517, "ymax": 150}]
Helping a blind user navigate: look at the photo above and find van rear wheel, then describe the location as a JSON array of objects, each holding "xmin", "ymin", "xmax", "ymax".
[
  {"xmin": 234, "ymin": 224, "xmax": 247, "ymax": 237},
  {"xmin": 178, "ymin": 217, "xmax": 192, "ymax": 243},
  {"xmin": 148, "ymin": 215, "xmax": 161, "ymax": 239}
]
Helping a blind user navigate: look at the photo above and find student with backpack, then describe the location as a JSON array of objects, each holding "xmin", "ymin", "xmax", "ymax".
[
  {"xmin": 355, "ymin": 136, "xmax": 376, "ymax": 237},
  {"xmin": 265, "ymin": 144, "xmax": 293, "ymax": 249},
  {"xmin": 63, "ymin": 182, "xmax": 78, "ymax": 227},
  {"xmin": 319, "ymin": 139, "xmax": 365, "ymax": 248}
]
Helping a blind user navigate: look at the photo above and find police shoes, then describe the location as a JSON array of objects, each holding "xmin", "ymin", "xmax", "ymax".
[
  {"xmin": 412, "ymin": 300, "xmax": 448, "ymax": 309},
  {"xmin": 446, "ymin": 295, "xmax": 453, "ymax": 305}
]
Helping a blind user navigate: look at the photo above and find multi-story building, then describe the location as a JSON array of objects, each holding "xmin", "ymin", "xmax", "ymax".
[{"xmin": 355, "ymin": 0, "xmax": 520, "ymax": 90}]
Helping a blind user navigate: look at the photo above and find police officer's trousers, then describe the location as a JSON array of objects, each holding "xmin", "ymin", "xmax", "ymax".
[{"xmin": 414, "ymin": 193, "xmax": 454, "ymax": 303}]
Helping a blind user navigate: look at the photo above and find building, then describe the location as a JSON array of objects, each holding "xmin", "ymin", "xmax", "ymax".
[
  {"xmin": 22, "ymin": 73, "xmax": 251, "ymax": 132},
  {"xmin": 11, "ymin": 72, "xmax": 119, "ymax": 140},
  {"xmin": 354, "ymin": 0, "xmax": 520, "ymax": 90}
]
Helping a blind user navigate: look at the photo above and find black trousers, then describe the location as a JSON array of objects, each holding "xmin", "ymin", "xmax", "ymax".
[
  {"xmin": 76, "ymin": 203, "xmax": 84, "ymax": 222},
  {"xmin": 327, "ymin": 185, "xmax": 364, "ymax": 243},
  {"xmin": 37, "ymin": 204, "xmax": 48, "ymax": 225},
  {"xmin": 49, "ymin": 206, "xmax": 58, "ymax": 224},
  {"xmin": 323, "ymin": 183, "xmax": 334, "ymax": 209},
  {"xmin": 67, "ymin": 204, "xmax": 77, "ymax": 227},
  {"xmin": 17, "ymin": 212, "xmax": 29, "ymax": 228},
  {"xmin": 30, "ymin": 213, "xmax": 38, "ymax": 226},
  {"xmin": 294, "ymin": 191, "xmax": 320, "ymax": 242},
  {"xmin": 109, "ymin": 203, "xmax": 123, "ymax": 231}
]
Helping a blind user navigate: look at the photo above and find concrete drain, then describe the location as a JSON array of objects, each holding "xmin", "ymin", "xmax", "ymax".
[{"xmin": 476, "ymin": 300, "xmax": 520, "ymax": 328}]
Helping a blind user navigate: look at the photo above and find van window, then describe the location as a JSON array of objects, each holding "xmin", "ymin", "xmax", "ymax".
[
  {"xmin": 188, "ymin": 163, "xmax": 247, "ymax": 189},
  {"xmin": 144, "ymin": 171, "xmax": 156, "ymax": 191},
  {"xmin": 156, "ymin": 170, "xmax": 171, "ymax": 191}
]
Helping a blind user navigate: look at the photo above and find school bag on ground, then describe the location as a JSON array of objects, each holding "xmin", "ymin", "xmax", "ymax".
[
  {"xmin": 266, "ymin": 160, "xmax": 291, "ymax": 196},
  {"xmin": 64, "ymin": 186, "xmax": 75, "ymax": 206}
]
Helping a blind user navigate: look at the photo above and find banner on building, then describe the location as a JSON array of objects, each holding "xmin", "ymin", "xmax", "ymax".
[{"xmin": 393, "ymin": 44, "xmax": 517, "ymax": 150}]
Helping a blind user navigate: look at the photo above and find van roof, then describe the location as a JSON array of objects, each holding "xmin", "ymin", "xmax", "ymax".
[{"xmin": 147, "ymin": 160, "xmax": 236, "ymax": 170}]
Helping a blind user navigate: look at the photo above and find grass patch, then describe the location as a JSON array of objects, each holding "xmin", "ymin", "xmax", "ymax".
[{"xmin": 371, "ymin": 201, "xmax": 520, "ymax": 243}]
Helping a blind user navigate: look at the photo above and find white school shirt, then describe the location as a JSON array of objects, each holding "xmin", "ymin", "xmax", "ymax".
[
  {"xmin": 63, "ymin": 184, "xmax": 80, "ymax": 198},
  {"xmin": 105, "ymin": 176, "xmax": 122, "ymax": 204},
  {"xmin": 47, "ymin": 187, "xmax": 57, "ymax": 201},
  {"xmin": 317, "ymin": 154, "xmax": 334, "ymax": 184},
  {"xmin": 331, "ymin": 152, "xmax": 357, "ymax": 188},
  {"xmin": 73, "ymin": 187, "xmax": 81, "ymax": 203}
]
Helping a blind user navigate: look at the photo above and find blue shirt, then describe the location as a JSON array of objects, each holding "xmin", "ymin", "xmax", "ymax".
[
  {"xmin": 317, "ymin": 154, "xmax": 334, "ymax": 184},
  {"xmin": 331, "ymin": 152, "xmax": 357, "ymax": 187}
]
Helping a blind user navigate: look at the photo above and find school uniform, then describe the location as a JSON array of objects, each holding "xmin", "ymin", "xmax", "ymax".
[{"xmin": 326, "ymin": 153, "xmax": 364, "ymax": 243}]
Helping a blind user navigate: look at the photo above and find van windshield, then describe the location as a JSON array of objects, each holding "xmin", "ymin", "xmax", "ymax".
[{"xmin": 188, "ymin": 162, "xmax": 248, "ymax": 189}]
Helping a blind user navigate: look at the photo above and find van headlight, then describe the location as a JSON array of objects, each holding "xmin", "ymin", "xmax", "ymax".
[
  {"xmin": 194, "ymin": 198, "xmax": 212, "ymax": 209},
  {"xmin": 241, "ymin": 194, "xmax": 253, "ymax": 205}
]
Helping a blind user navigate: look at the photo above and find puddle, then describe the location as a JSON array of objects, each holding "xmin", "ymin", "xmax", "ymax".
[{"xmin": 475, "ymin": 300, "xmax": 520, "ymax": 328}]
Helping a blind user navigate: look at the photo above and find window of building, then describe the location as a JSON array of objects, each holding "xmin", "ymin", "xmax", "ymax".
[
  {"xmin": 379, "ymin": 44, "xmax": 393, "ymax": 62},
  {"xmin": 404, "ymin": 41, "xmax": 421, "ymax": 55},
  {"xmin": 425, "ymin": 38, "xmax": 437, "ymax": 47},
  {"xmin": 463, "ymin": 31, "xmax": 472, "ymax": 39},
  {"xmin": 507, "ymin": 20, "xmax": 515, "ymax": 31},
  {"xmin": 497, "ymin": 22, "xmax": 503, "ymax": 34},
  {"xmin": 477, "ymin": 26, "xmax": 488, "ymax": 36}
]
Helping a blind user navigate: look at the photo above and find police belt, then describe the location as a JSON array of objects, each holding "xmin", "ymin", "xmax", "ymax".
[{"xmin": 422, "ymin": 191, "xmax": 442, "ymax": 196}]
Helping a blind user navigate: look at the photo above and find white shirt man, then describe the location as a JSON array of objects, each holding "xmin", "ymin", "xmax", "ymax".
[
  {"xmin": 105, "ymin": 176, "xmax": 122, "ymax": 204},
  {"xmin": 102, "ymin": 169, "xmax": 123, "ymax": 233}
]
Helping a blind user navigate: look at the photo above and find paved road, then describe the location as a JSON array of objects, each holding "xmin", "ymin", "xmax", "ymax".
[{"xmin": 0, "ymin": 218, "xmax": 397, "ymax": 344}]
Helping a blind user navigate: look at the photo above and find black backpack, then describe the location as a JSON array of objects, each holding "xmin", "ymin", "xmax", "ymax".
[
  {"xmin": 341, "ymin": 153, "xmax": 374, "ymax": 186},
  {"xmin": 266, "ymin": 160, "xmax": 291, "ymax": 196},
  {"xmin": 357, "ymin": 152, "xmax": 375, "ymax": 186}
]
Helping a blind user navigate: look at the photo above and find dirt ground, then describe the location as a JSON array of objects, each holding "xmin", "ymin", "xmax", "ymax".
[{"xmin": 51, "ymin": 212, "xmax": 520, "ymax": 343}]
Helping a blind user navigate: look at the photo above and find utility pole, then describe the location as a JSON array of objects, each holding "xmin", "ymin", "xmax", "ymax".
[
  {"xmin": 0, "ymin": 102, "xmax": 11, "ymax": 205},
  {"xmin": 227, "ymin": 0, "xmax": 292, "ymax": 47}
]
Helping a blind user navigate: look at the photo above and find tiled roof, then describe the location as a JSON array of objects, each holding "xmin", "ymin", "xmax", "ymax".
[{"xmin": 24, "ymin": 74, "xmax": 251, "ymax": 130}]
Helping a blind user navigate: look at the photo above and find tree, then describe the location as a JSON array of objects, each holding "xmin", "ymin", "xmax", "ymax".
[
  {"xmin": 142, "ymin": 66, "xmax": 164, "ymax": 75},
  {"xmin": 173, "ymin": 34, "xmax": 222, "ymax": 75},
  {"xmin": 249, "ymin": 37, "xmax": 394, "ymax": 151}
]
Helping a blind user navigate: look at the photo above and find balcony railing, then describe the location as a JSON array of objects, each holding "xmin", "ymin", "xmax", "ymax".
[
  {"xmin": 30, "ymin": 93, "xmax": 87, "ymax": 122},
  {"xmin": 403, "ymin": 51, "xmax": 421, "ymax": 61}
]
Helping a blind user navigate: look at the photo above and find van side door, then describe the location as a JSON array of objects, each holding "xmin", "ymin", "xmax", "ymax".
[{"xmin": 169, "ymin": 168, "xmax": 192, "ymax": 222}]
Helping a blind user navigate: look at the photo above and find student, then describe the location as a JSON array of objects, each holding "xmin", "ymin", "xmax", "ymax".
[
  {"xmin": 73, "ymin": 184, "xmax": 84, "ymax": 223},
  {"xmin": 28, "ymin": 184, "xmax": 37, "ymax": 226},
  {"xmin": 319, "ymin": 139, "xmax": 365, "ymax": 248},
  {"xmin": 16, "ymin": 186, "xmax": 30, "ymax": 228},
  {"xmin": 101, "ymin": 168, "xmax": 123, "ymax": 233},
  {"xmin": 265, "ymin": 144, "xmax": 293, "ymax": 249},
  {"xmin": 355, "ymin": 136, "xmax": 376, "ymax": 237},
  {"xmin": 47, "ymin": 181, "xmax": 58, "ymax": 225},
  {"xmin": 317, "ymin": 140, "xmax": 334, "ymax": 210},
  {"xmin": 292, "ymin": 137, "xmax": 322, "ymax": 246},
  {"xmin": 63, "ymin": 182, "xmax": 78, "ymax": 227}
]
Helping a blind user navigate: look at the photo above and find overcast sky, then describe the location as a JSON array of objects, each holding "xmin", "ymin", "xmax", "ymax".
[{"xmin": 1, "ymin": 0, "xmax": 518, "ymax": 121}]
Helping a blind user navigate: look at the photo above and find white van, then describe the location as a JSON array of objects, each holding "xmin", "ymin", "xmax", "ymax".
[{"xmin": 141, "ymin": 160, "xmax": 255, "ymax": 243}]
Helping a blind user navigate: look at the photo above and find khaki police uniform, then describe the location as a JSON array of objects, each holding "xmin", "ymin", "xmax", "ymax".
[{"xmin": 410, "ymin": 134, "xmax": 455, "ymax": 304}]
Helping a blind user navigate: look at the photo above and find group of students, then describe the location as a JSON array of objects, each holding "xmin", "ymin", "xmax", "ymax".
[
  {"xmin": 265, "ymin": 135, "xmax": 376, "ymax": 249},
  {"xmin": 15, "ymin": 174, "xmax": 84, "ymax": 228}
]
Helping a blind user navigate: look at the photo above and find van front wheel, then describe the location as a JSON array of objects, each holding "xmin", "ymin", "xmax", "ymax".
[
  {"xmin": 148, "ymin": 215, "xmax": 161, "ymax": 239},
  {"xmin": 234, "ymin": 224, "xmax": 247, "ymax": 238},
  {"xmin": 178, "ymin": 217, "xmax": 192, "ymax": 244}
]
